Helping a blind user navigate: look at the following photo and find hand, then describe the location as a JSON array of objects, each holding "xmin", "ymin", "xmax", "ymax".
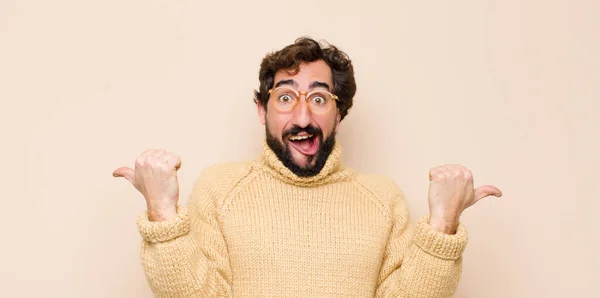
[
  {"xmin": 113, "ymin": 149, "xmax": 182, "ymax": 221},
  {"xmin": 427, "ymin": 165, "xmax": 502, "ymax": 234}
]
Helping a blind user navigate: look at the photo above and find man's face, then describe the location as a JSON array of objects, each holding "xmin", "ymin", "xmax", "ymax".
[{"xmin": 258, "ymin": 60, "xmax": 341, "ymax": 177}]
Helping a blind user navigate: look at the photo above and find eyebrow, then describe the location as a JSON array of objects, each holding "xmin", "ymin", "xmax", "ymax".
[
  {"xmin": 274, "ymin": 79, "xmax": 297, "ymax": 88},
  {"xmin": 274, "ymin": 79, "xmax": 331, "ymax": 91},
  {"xmin": 309, "ymin": 81, "xmax": 331, "ymax": 90}
]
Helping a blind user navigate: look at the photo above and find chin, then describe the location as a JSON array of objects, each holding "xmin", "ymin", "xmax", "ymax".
[
  {"xmin": 290, "ymin": 156, "xmax": 314, "ymax": 169},
  {"xmin": 265, "ymin": 124, "xmax": 335, "ymax": 178}
]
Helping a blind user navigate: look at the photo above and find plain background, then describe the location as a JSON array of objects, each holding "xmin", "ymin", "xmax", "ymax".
[{"xmin": 1, "ymin": 0, "xmax": 598, "ymax": 297}]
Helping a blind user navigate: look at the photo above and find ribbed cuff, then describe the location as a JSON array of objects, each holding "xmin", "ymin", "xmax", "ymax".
[
  {"xmin": 413, "ymin": 216, "xmax": 468, "ymax": 260},
  {"xmin": 137, "ymin": 206, "xmax": 191, "ymax": 243}
]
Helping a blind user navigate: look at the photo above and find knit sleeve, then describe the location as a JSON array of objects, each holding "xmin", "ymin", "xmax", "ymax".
[
  {"xmin": 375, "ymin": 195, "xmax": 467, "ymax": 298},
  {"xmin": 137, "ymin": 171, "xmax": 233, "ymax": 297}
]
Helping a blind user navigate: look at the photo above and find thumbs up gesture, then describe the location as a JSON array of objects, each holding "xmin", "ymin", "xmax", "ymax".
[
  {"xmin": 113, "ymin": 149, "xmax": 182, "ymax": 221},
  {"xmin": 427, "ymin": 165, "xmax": 502, "ymax": 234}
]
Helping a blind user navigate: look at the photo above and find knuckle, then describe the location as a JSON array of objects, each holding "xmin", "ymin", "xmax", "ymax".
[
  {"xmin": 143, "ymin": 149, "xmax": 156, "ymax": 157},
  {"xmin": 168, "ymin": 153, "xmax": 180, "ymax": 162},
  {"xmin": 152, "ymin": 158, "xmax": 164, "ymax": 168},
  {"xmin": 146, "ymin": 159, "xmax": 160, "ymax": 168},
  {"xmin": 135, "ymin": 157, "xmax": 144, "ymax": 167},
  {"xmin": 463, "ymin": 170, "xmax": 473, "ymax": 180},
  {"xmin": 452, "ymin": 169, "xmax": 462, "ymax": 177}
]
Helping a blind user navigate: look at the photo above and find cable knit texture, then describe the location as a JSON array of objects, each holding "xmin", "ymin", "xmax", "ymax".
[{"xmin": 137, "ymin": 141, "xmax": 468, "ymax": 297}]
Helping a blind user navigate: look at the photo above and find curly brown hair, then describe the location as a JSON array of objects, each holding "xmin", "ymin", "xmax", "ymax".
[{"xmin": 254, "ymin": 37, "xmax": 356, "ymax": 121}]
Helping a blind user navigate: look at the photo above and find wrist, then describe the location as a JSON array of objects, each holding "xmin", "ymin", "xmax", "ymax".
[
  {"xmin": 147, "ymin": 205, "xmax": 177, "ymax": 222},
  {"xmin": 428, "ymin": 213, "xmax": 459, "ymax": 234}
]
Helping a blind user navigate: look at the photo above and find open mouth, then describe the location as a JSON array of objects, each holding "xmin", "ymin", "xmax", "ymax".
[{"xmin": 287, "ymin": 133, "xmax": 319, "ymax": 156}]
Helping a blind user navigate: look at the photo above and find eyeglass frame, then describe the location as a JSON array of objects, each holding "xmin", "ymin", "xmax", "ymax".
[{"xmin": 267, "ymin": 87, "xmax": 339, "ymax": 114}]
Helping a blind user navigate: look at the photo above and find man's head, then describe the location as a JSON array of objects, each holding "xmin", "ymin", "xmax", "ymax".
[{"xmin": 254, "ymin": 37, "xmax": 356, "ymax": 177}]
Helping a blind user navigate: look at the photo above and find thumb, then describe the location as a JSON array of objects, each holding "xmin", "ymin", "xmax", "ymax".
[
  {"xmin": 112, "ymin": 167, "xmax": 135, "ymax": 185},
  {"xmin": 474, "ymin": 185, "xmax": 503, "ymax": 203}
]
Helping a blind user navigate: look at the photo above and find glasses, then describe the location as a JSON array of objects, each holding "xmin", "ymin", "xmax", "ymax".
[{"xmin": 268, "ymin": 87, "xmax": 339, "ymax": 114}]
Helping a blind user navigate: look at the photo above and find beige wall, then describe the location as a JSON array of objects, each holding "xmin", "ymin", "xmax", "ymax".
[{"xmin": 2, "ymin": 0, "xmax": 598, "ymax": 297}]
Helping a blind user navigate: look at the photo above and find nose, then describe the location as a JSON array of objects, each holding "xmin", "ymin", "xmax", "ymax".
[{"xmin": 291, "ymin": 96, "xmax": 311, "ymax": 128}]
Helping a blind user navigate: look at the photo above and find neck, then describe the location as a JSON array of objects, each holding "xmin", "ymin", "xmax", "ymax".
[{"xmin": 255, "ymin": 139, "xmax": 354, "ymax": 187}]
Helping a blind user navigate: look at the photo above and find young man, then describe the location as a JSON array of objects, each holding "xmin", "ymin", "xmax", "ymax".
[{"xmin": 113, "ymin": 37, "xmax": 502, "ymax": 297}]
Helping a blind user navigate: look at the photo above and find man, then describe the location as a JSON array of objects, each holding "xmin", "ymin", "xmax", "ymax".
[{"xmin": 113, "ymin": 37, "xmax": 502, "ymax": 297}]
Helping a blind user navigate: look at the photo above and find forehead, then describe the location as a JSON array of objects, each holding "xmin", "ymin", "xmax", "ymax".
[{"xmin": 273, "ymin": 60, "xmax": 333, "ymax": 88}]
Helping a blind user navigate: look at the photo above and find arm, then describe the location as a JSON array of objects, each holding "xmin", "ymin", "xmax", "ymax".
[
  {"xmin": 137, "ymin": 176, "xmax": 232, "ymax": 297},
  {"xmin": 113, "ymin": 150, "xmax": 233, "ymax": 297},
  {"xmin": 376, "ymin": 164, "xmax": 501, "ymax": 297},
  {"xmin": 375, "ymin": 195, "xmax": 467, "ymax": 298}
]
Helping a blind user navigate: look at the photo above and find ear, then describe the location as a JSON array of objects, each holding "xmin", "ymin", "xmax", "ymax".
[
  {"xmin": 257, "ymin": 101, "xmax": 266, "ymax": 125},
  {"xmin": 333, "ymin": 111, "xmax": 341, "ymax": 133}
]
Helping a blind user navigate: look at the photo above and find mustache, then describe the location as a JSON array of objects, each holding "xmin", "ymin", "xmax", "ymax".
[{"xmin": 283, "ymin": 125, "xmax": 322, "ymax": 139}]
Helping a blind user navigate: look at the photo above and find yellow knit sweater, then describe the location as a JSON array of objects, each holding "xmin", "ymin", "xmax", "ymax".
[{"xmin": 137, "ymin": 142, "xmax": 468, "ymax": 297}]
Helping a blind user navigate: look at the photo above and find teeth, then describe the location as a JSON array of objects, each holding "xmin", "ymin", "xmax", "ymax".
[{"xmin": 289, "ymin": 134, "xmax": 313, "ymax": 141}]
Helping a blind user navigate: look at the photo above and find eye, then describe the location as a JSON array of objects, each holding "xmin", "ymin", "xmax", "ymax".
[
  {"xmin": 278, "ymin": 94, "xmax": 293, "ymax": 103},
  {"xmin": 311, "ymin": 96, "xmax": 327, "ymax": 105}
]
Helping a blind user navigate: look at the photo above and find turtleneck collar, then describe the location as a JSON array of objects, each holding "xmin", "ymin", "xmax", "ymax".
[{"xmin": 254, "ymin": 139, "xmax": 355, "ymax": 187}]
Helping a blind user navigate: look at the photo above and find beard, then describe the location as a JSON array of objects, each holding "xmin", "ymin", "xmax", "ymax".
[{"xmin": 265, "ymin": 123, "xmax": 336, "ymax": 177}]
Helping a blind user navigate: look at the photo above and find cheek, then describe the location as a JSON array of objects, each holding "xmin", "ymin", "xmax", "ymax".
[
  {"xmin": 315, "ymin": 115, "xmax": 338, "ymax": 136},
  {"xmin": 266, "ymin": 112, "xmax": 290, "ymax": 137}
]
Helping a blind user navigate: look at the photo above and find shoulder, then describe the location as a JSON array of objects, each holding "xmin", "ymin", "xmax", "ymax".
[
  {"xmin": 353, "ymin": 173, "xmax": 405, "ymax": 200},
  {"xmin": 355, "ymin": 174, "xmax": 404, "ymax": 201},
  {"xmin": 190, "ymin": 161, "xmax": 254, "ymax": 205},
  {"xmin": 195, "ymin": 161, "xmax": 254, "ymax": 185},
  {"xmin": 352, "ymin": 173, "xmax": 409, "ymax": 218}
]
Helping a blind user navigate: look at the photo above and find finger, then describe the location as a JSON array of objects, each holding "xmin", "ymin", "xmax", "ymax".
[
  {"xmin": 136, "ymin": 149, "xmax": 156, "ymax": 167},
  {"xmin": 145, "ymin": 149, "xmax": 167, "ymax": 164},
  {"xmin": 153, "ymin": 149, "xmax": 168, "ymax": 161},
  {"xmin": 140, "ymin": 148, "xmax": 159, "ymax": 159},
  {"xmin": 461, "ymin": 166, "xmax": 474, "ymax": 183},
  {"xmin": 429, "ymin": 165, "xmax": 454, "ymax": 180},
  {"xmin": 158, "ymin": 151, "xmax": 173, "ymax": 164},
  {"xmin": 161, "ymin": 153, "xmax": 182, "ymax": 170},
  {"xmin": 136, "ymin": 149, "xmax": 165, "ymax": 168},
  {"xmin": 446, "ymin": 164, "xmax": 467, "ymax": 178},
  {"xmin": 173, "ymin": 155, "xmax": 182, "ymax": 170},
  {"xmin": 442, "ymin": 165, "xmax": 459, "ymax": 179},
  {"xmin": 147, "ymin": 150, "xmax": 167, "ymax": 166},
  {"xmin": 429, "ymin": 166, "xmax": 442, "ymax": 180},
  {"xmin": 112, "ymin": 167, "xmax": 135, "ymax": 184},
  {"xmin": 474, "ymin": 185, "xmax": 503, "ymax": 202}
]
